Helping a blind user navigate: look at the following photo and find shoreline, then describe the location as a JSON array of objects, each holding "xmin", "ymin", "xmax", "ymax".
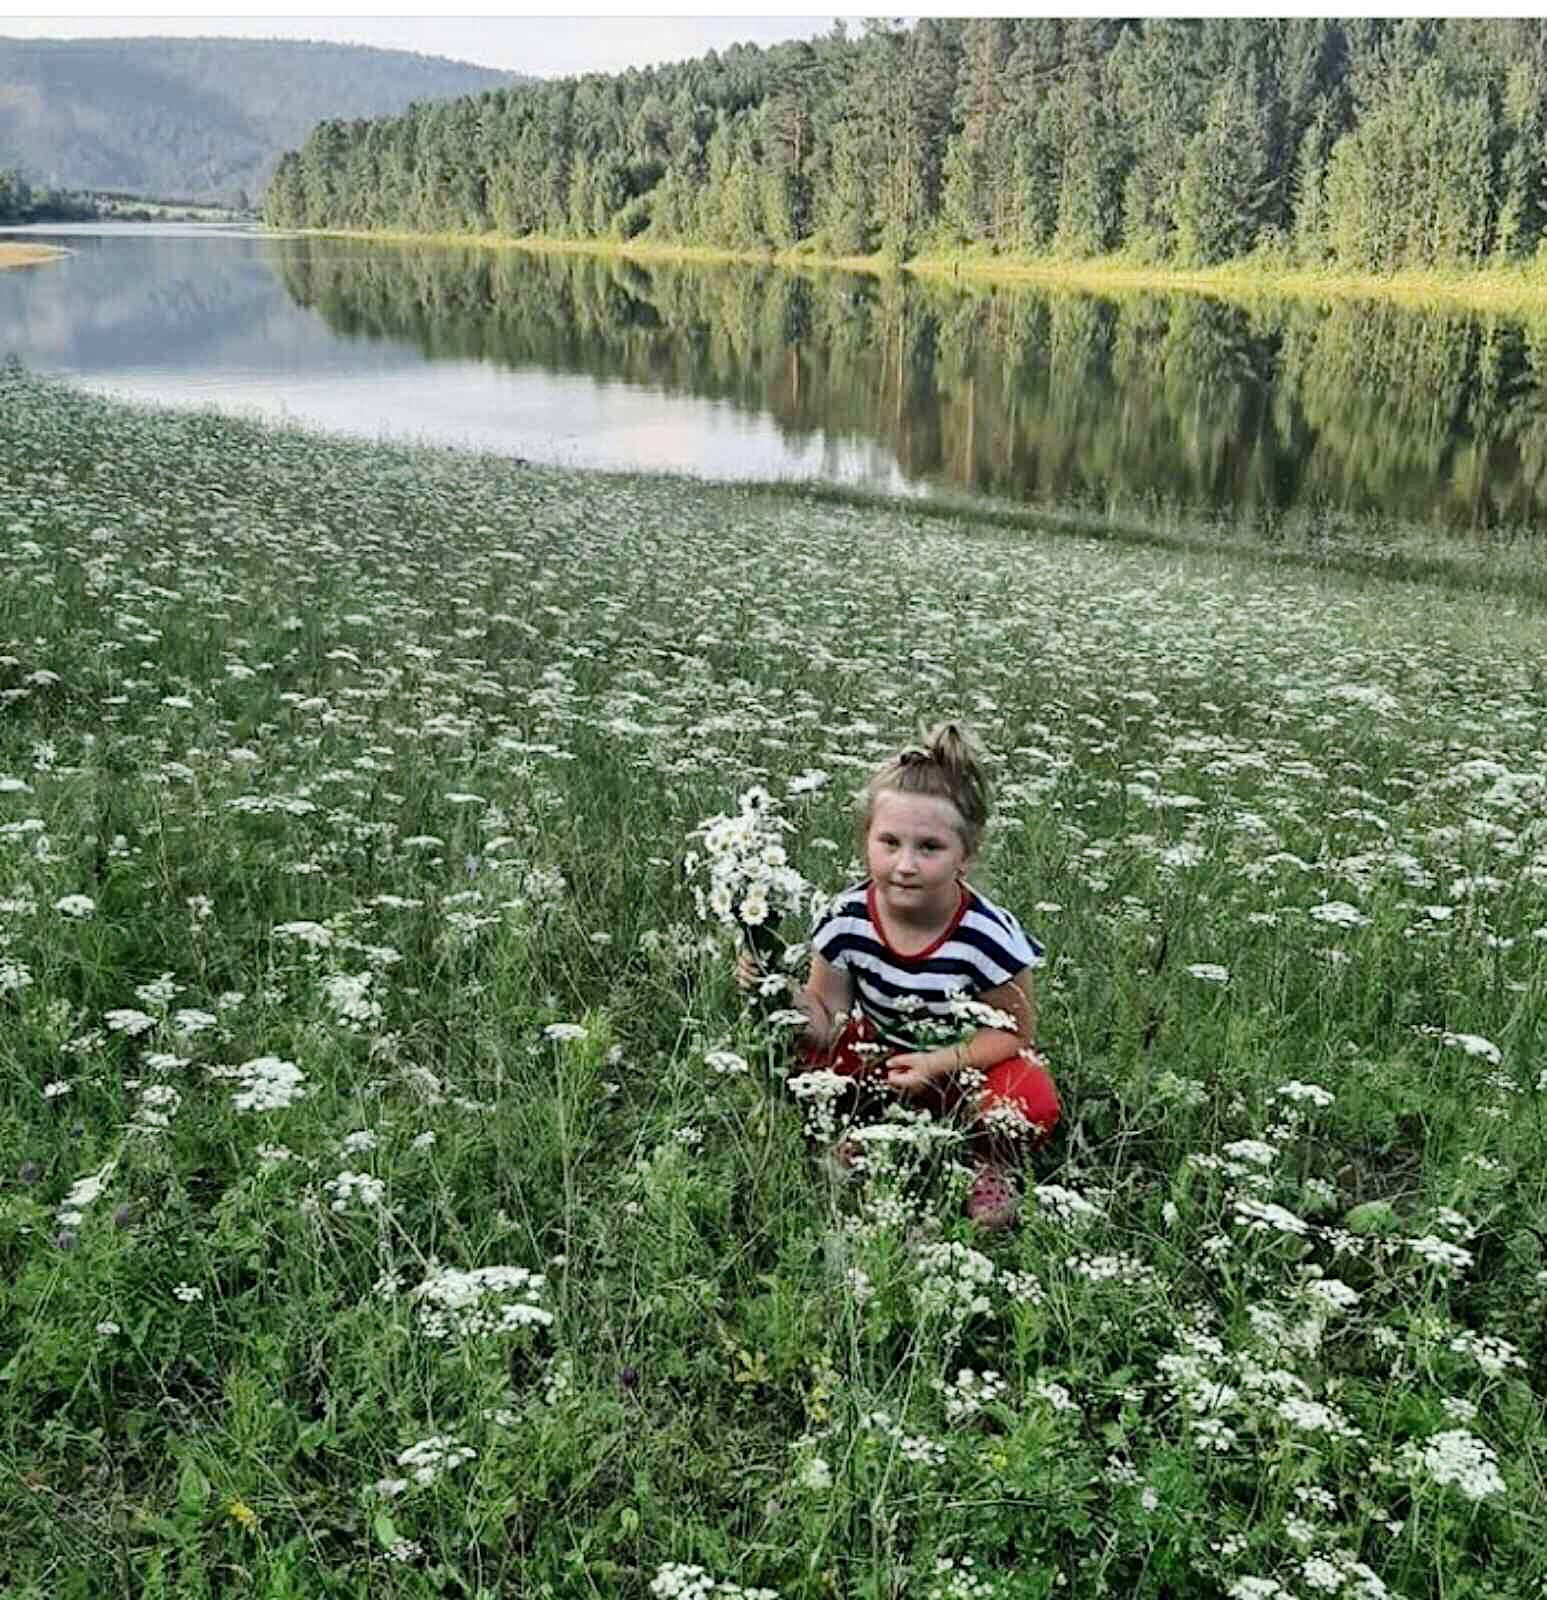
[
  {"xmin": 0, "ymin": 242, "xmax": 68, "ymax": 270},
  {"xmin": 277, "ymin": 226, "xmax": 1547, "ymax": 314},
  {"xmin": 11, "ymin": 363, "xmax": 1546, "ymax": 613}
]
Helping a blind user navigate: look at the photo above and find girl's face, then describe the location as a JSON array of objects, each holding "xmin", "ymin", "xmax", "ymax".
[{"xmin": 865, "ymin": 789, "xmax": 971, "ymax": 917}]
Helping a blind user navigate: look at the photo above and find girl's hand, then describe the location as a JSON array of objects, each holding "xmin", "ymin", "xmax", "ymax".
[
  {"xmin": 734, "ymin": 951, "xmax": 762, "ymax": 992},
  {"xmin": 885, "ymin": 1053, "xmax": 938, "ymax": 1098}
]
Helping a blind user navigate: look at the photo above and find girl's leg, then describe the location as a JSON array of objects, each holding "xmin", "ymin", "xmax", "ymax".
[
  {"xmin": 919, "ymin": 1049, "xmax": 1060, "ymax": 1161},
  {"xmin": 975, "ymin": 1050, "xmax": 1060, "ymax": 1160},
  {"xmin": 957, "ymin": 1052, "xmax": 1058, "ymax": 1229},
  {"xmin": 792, "ymin": 1016, "xmax": 889, "ymax": 1135}
]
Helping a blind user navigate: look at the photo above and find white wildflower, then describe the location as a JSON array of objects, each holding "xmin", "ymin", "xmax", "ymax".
[
  {"xmin": 1448, "ymin": 1330, "xmax": 1525, "ymax": 1378},
  {"xmin": 936, "ymin": 1367, "xmax": 1008, "ymax": 1422},
  {"xmin": 321, "ymin": 971, "xmax": 380, "ymax": 1027},
  {"xmin": 57, "ymin": 1159, "xmax": 116, "ymax": 1225},
  {"xmin": 395, "ymin": 1434, "xmax": 476, "ymax": 1489},
  {"xmin": 1223, "ymin": 1139, "xmax": 1278, "ymax": 1168},
  {"xmin": 1410, "ymin": 1235, "xmax": 1474, "ymax": 1272},
  {"xmin": 323, "ymin": 1170, "xmax": 386, "ymax": 1213},
  {"xmin": 1032, "ymin": 1184, "xmax": 1102, "ymax": 1224},
  {"xmin": 134, "ymin": 972, "xmax": 179, "ymax": 1008},
  {"xmin": 1400, "ymin": 1428, "xmax": 1506, "ymax": 1501},
  {"xmin": 1309, "ymin": 900, "xmax": 1369, "ymax": 929},
  {"xmin": 413, "ymin": 1264, "xmax": 553, "ymax": 1340},
  {"xmin": 1233, "ymin": 1197, "xmax": 1309, "ymax": 1236},
  {"xmin": 1278, "ymin": 1080, "xmax": 1334, "ymax": 1107},
  {"xmin": 104, "ymin": 1008, "xmax": 156, "ymax": 1036},
  {"xmin": 221, "ymin": 1056, "xmax": 306, "ymax": 1112},
  {"xmin": 1440, "ymin": 1032, "xmax": 1501, "ymax": 1066}
]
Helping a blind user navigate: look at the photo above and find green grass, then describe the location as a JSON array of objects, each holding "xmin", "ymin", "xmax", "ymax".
[
  {"xmin": 904, "ymin": 248, "xmax": 1547, "ymax": 317},
  {"xmin": 288, "ymin": 224, "xmax": 1547, "ymax": 317},
  {"xmin": 1, "ymin": 366, "xmax": 1544, "ymax": 1598}
]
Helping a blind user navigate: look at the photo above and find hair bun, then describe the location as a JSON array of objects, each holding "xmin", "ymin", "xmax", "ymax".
[{"xmin": 925, "ymin": 721, "xmax": 974, "ymax": 770}]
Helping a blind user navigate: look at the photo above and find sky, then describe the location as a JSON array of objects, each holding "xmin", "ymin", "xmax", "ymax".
[
  {"xmin": 1, "ymin": 4, "xmax": 1362, "ymax": 79},
  {"xmin": 0, "ymin": 12, "xmax": 863, "ymax": 78}
]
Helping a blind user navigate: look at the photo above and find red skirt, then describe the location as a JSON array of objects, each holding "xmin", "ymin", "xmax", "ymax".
[{"xmin": 797, "ymin": 1013, "xmax": 1060, "ymax": 1147}]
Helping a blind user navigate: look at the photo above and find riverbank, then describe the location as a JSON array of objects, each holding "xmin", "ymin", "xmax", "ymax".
[
  {"xmin": 907, "ymin": 251, "xmax": 1547, "ymax": 314},
  {"xmin": 0, "ymin": 242, "xmax": 67, "ymax": 270},
  {"xmin": 283, "ymin": 225, "xmax": 1547, "ymax": 315},
  {"xmin": 275, "ymin": 226, "xmax": 882, "ymax": 280},
  {"xmin": 3, "ymin": 366, "xmax": 1544, "ymax": 1597}
]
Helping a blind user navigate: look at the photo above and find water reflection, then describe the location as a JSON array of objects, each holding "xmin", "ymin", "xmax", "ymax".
[
  {"xmin": 274, "ymin": 237, "xmax": 1547, "ymax": 529},
  {"xmin": 5, "ymin": 225, "xmax": 1547, "ymax": 530}
]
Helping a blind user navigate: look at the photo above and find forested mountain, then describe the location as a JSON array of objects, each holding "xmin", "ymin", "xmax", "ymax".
[
  {"xmin": 265, "ymin": 18, "xmax": 1547, "ymax": 273},
  {"xmin": 0, "ymin": 36, "xmax": 515, "ymax": 206}
]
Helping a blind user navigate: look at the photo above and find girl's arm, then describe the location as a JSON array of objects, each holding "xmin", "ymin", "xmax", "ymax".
[
  {"xmin": 735, "ymin": 949, "xmax": 852, "ymax": 1051},
  {"xmin": 795, "ymin": 952, "xmax": 853, "ymax": 1051},
  {"xmin": 886, "ymin": 968, "xmax": 1037, "ymax": 1095}
]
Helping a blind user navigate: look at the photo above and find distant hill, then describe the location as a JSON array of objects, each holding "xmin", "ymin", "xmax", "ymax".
[{"xmin": 0, "ymin": 35, "xmax": 516, "ymax": 206}]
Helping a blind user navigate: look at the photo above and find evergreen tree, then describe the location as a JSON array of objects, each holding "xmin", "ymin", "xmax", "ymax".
[
  {"xmin": 1289, "ymin": 103, "xmax": 1336, "ymax": 263},
  {"xmin": 903, "ymin": 19, "xmax": 957, "ymax": 239},
  {"xmin": 760, "ymin": 40, "xmax": 822, "ymax": 243},
  {"xmin": 1490, "ymin": 40, "xmax": 1547, "ymax": 258},
  {"xmin": 1175, "ymin": 61, "xmax": 1276, "ymax": 264},
  {"xmin": 1273, "ymin": 17, "xmax": 1348, "ymax": 220},
  {"xmin": 937, "ymin": 134, "xmax": 981, "ymax": 246},
  {"xmin": 298, "ymin": 118, "xmax": 348, "ymax": 226},
  {"xmin": 951, "ymin": 18, "xmax": 1011, "ymax": 246},
  {"xmin": 262, "ymin": 152, "xmax": 300, "ymax": 227},
  {"xmin": 1045, "ymin": 46, "xmax": 1125, "ymax": 257},
  {"xmin": 1113, "ymin": 21, "xmax": 1204, "ymax": 260},
  {"xmin": 589, "ymin": 148, "xmax": 628, "ymax": 236},
  {"xmin": 698, "ymin": 113, "xmax": 734, "ymax": 244},
  {"xmin": 259, "ymin": 18, "xmax": 1547, "ymax": 277},
  {"xmin": 718, "ymin": 120, "xmax": 765, "ymax": 250},
  {"xmin": 999, "ymin": 21, "xmax": 1067, "ymax": 252},
  {"xmin": 818, "ymin": 116, "xmax": 872, "ymax": 256},
  {"xmin": 1324, "ymin": 59, "xmax": 1493, "ymax": 269},
  {"xmin": 567, "ymin": 149, "xmax": 595, "ymax": 239},
  {"xmin": 650, "ymin": 92, "xmax": 707, "ymax": 240}
]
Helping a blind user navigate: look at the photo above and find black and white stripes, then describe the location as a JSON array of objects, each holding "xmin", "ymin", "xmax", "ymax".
[{"xmin": 811, "ymin": 881, "xmax": 1043, "ymax": 1046}]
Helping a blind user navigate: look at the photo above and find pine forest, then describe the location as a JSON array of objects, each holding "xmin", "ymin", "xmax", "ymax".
[{"xmin": 264, "ymin": 19, "xmax": 1547, "ymax": 276}]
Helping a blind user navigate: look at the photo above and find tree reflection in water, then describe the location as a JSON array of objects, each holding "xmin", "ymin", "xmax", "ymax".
[{"xmin": 274, "ymin": 236, "xmax": 1547, "ymax": 536}]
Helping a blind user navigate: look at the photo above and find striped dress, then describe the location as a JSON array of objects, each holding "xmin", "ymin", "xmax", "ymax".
[{"xmin": 810, "ymin": 880, "xmax": 1044, "ymax": 1048}]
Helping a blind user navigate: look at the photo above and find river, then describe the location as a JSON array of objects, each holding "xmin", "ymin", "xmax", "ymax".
[{"xmin": 4, "ymin": 222, "xmax": 1547, "ymax": 533}]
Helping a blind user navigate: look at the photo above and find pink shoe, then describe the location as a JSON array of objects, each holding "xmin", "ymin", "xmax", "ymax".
[{"xmin": 966, "ymin": 1164, "xmax": 1019, "ymax": 1231}]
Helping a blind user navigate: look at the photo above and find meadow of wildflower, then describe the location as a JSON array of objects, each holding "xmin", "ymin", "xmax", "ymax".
[{"xmin": 1, "ymin": 362, "xmax": 1544, "ymax": 1599}]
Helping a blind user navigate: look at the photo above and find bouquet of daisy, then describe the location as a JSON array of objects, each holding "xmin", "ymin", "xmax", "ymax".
[{"xmin": 684, "ymin": 786, "xmax": 813, "ymax": 976}]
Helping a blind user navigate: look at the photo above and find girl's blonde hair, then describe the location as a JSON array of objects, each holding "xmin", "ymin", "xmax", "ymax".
[{"xmin": 858, "ymin": 722, "xmax": 991, "ymax": 857}]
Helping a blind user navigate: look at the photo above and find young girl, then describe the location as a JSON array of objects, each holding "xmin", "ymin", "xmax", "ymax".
[{"xmin": 740, "ymin": 723, "xmax": 1059, "ymax": 1230}]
